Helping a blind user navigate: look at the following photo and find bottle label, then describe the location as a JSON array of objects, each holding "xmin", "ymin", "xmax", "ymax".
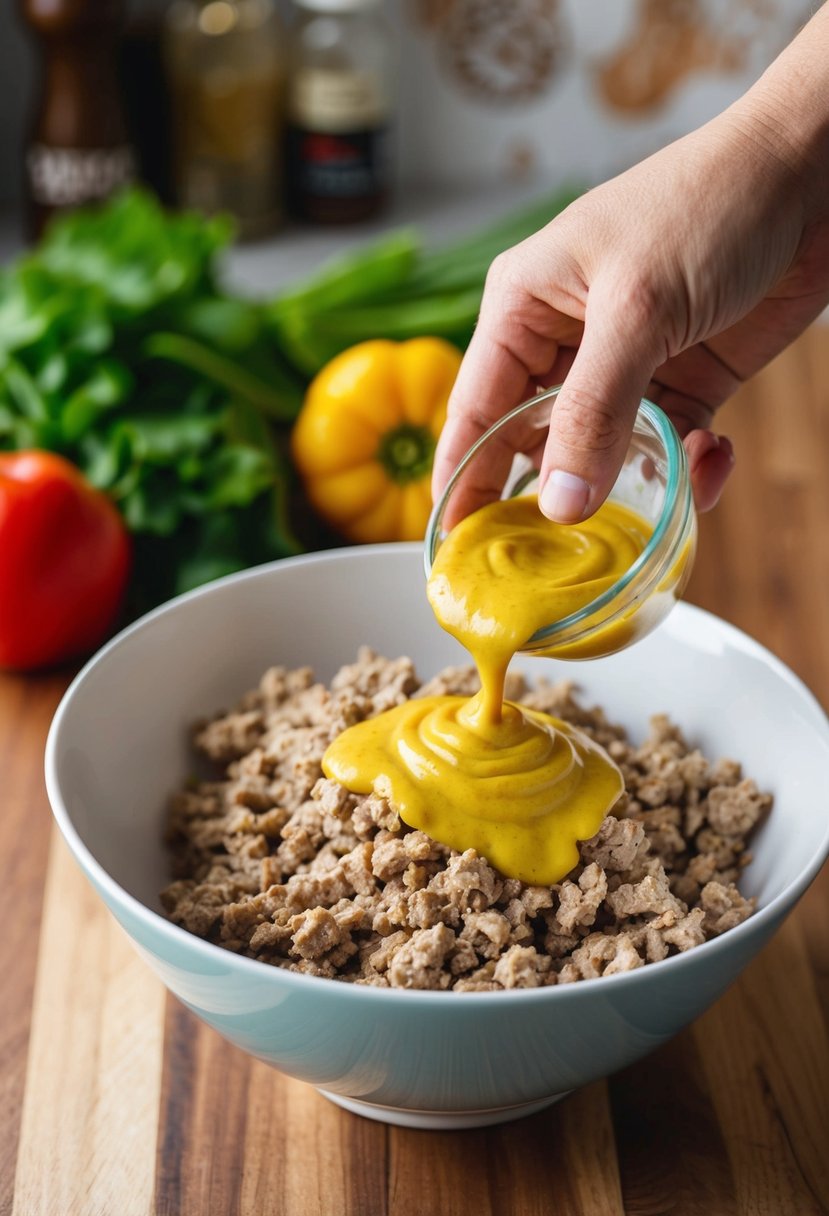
[
  {"xmin": 287, "ymin": 126, "xmax": 388, "ymax": 213},
  {"xmin": 290, "ymin": 68, "xmax": 387, "ymax": 133},
  {"xmin": 26, "ymin": 145, "xmax": 135, "ymax": 208}
]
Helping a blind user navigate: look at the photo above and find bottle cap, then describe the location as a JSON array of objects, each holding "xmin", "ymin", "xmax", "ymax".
[{"xmin": 293, "ymin": 0, "xmax": 381, "ymax": 11}]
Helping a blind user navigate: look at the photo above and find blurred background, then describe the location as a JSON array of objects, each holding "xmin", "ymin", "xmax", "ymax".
[{"xmin": 0, "ymin": 0, "xmax": 815, "ymax": 243}]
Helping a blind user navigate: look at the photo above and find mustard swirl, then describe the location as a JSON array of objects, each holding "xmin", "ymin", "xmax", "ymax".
[
  {"xmin": 322, "ymin": 496, "xmax": 650, "ymax": 885},
  {"xmin": 323, "ymin": 694, "xmax": 624, "ymax": 884}
]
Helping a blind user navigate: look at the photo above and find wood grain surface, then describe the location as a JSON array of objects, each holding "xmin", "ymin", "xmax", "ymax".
[{"xmin": 3, "ymin": 326, "xmax": 829, "ymax": 1216}]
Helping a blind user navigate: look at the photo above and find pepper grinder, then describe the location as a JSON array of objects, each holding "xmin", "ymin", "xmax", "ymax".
[{"xmin": 18, "ymin": 0, "xmax": 135, "ymax": 239}]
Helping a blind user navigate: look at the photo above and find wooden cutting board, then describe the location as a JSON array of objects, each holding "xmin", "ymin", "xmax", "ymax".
[{"xmin": 3, "ymin": 327, "xmax": 829, "ymax": 1216}]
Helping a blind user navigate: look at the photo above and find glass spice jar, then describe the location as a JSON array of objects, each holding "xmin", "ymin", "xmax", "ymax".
[
  {"xmin": 286, "ymin": 0, "xmax": 393, "ymax": 224},
  {"xmin": 163, "ymin": 0, "xmax": 285, "ymax": 238}
]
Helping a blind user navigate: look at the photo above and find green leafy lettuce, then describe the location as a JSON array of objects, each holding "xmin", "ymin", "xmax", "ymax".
[{"xmin": 0, "ymin": 190, "xmax": 305, "ymax": 610}]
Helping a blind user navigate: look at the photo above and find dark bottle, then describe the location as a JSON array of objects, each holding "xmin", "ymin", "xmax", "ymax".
[
  {"xmin": 120, "ymin": 9, "xmax": 174, "ymax": 205},
  {"xmin": 286, "ymin": 0, "xmax": 393, "ymax": 224},
  {"xmin": 19, "ymin": 0, "xmax": 135, "ymax": 238}
]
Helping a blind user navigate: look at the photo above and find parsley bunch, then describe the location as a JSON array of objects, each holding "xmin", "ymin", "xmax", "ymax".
[{"xmin": 0, "ymin": 190, "xmax": 304, "ymax": 610}]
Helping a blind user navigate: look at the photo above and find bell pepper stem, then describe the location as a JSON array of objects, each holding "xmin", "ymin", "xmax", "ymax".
[{"xmin": 377, "ymin": 424, "xmax": 436, "ymax": 485}]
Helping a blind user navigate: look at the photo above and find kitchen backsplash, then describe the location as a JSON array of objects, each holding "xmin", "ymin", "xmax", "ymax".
[{"xmin": 395, "ymin": 0, "xmax": 814, "ymax": 186}]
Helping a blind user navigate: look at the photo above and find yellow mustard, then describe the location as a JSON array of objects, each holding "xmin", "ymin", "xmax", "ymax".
[{"xmin": 323, "ymin": 496, "xmax": 651, "ymax": 885}]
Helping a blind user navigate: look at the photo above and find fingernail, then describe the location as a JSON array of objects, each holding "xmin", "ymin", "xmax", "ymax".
[
  {"xmin": 540, "ymin": 470, "xmax": 591, "ymax": 522},
  {"xmin": 718, "ymin": 435, "xmax": 736, "ymax": 465}
]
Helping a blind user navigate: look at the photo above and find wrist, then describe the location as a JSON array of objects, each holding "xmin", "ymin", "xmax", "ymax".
[{"xmin": 733, "ymin": 6, "xmax": 829, "ymax": 224}]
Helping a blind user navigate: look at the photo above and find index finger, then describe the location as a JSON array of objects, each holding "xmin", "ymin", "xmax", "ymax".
[
  {"xmin": 430, "ymin": 324, "xmax": 539, "ymax": 508},
  {"xmin": 431, "ymin": 227, "xmax": 591, "ymax": 514}
]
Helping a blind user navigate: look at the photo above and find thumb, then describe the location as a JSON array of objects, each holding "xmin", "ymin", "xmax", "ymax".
[{"xmin": 538, "ymin": 310, "xmax": 659, "ymax": 522}]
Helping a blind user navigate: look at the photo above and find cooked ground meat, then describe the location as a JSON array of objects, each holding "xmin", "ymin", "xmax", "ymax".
[{"xmin": 161, "ymin": 649, "xmax": 770, "ymax": 990}]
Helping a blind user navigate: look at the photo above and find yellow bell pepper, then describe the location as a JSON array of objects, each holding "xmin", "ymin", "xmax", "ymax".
[{"xmin": 291, "ymin": 337, "xmax": 463, "ymax": 543}]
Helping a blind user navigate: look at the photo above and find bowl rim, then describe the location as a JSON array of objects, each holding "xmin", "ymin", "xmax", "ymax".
[{"xmin": 45, "ymin": 542, "xmax": 829, "ymax": 1008}]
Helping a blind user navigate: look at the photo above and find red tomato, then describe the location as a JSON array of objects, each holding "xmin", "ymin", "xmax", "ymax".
[{"xmin": 0, "ymin": 451, "xmax": 131, "ymax": 670}]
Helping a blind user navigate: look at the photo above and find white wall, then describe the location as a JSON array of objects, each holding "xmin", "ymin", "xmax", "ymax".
[{"xmin": 391, "ymin": 0, "xmax": 816, "ymax": 188}]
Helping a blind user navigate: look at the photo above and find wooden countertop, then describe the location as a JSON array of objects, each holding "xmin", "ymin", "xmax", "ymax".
[{"xmin": 3, "ymin": 326, "xmax": 829, "ymax": 1216}]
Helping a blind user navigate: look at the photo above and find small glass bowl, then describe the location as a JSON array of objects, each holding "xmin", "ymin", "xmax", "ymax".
[{"xmin": 424, "ymin": 386, "xmax": 698, "ymax": 661}]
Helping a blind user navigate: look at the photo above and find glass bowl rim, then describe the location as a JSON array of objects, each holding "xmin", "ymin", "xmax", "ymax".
[{"xmin": 424, "ymin": 386, "xmax": 693, "ymax": 649}]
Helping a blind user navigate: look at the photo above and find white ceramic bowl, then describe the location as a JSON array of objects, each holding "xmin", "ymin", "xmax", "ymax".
[{"xmin": 46, "ymin": 546, "xmax": 829, "ymax": 1130}]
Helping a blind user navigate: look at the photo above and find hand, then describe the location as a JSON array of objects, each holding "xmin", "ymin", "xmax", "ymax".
[{"xmin": 432, "ymin": 13, "xmax": 829, "ymax": 523}]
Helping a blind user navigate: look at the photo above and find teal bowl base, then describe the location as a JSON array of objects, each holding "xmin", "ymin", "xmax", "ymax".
[{"xmin": 318, "ymin": 1088, "xmax": 572, "ymax": 1129}]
